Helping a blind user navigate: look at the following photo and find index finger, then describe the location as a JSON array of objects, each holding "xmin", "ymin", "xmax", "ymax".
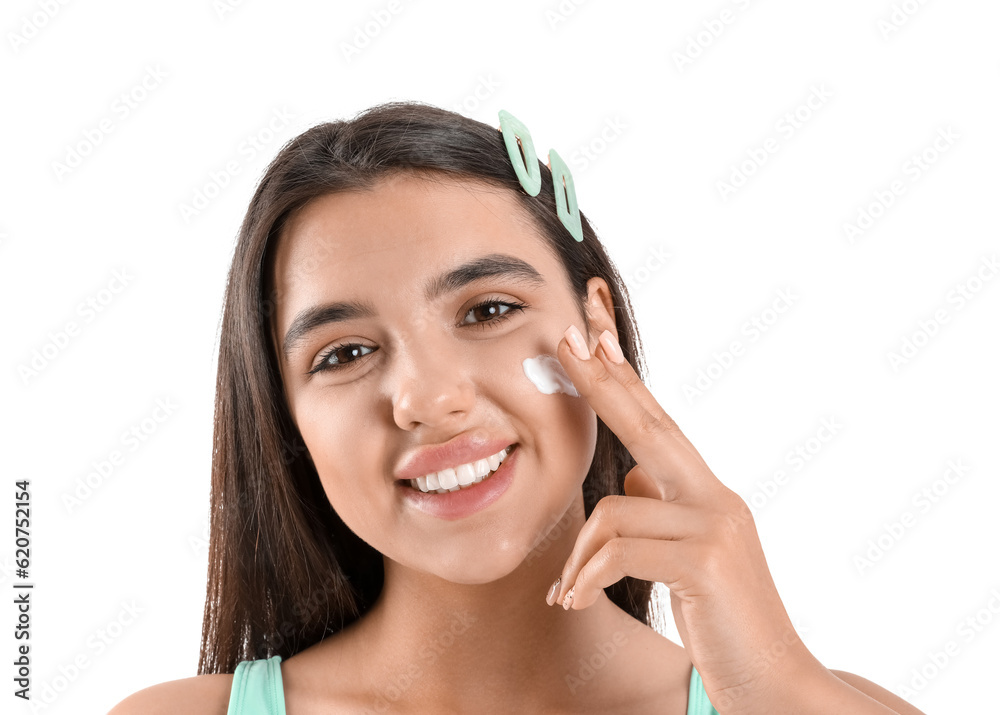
[{"xmin": 559, "ymin": 325, "xmax": 712, "ymax": 500}]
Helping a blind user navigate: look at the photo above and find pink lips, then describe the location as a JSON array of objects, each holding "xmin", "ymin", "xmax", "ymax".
[
  {"xmin": 395, "ymin": 433, "xmax": 515, "ymax": 484},
  {"xmin": 396, "ymin": 444, "xmax": 519, "ymax": 520}
]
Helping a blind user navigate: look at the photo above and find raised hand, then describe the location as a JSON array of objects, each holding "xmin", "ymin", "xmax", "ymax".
[{"xmin": 546, "ymin": 323, "xmax": 823, "ymax": 714}]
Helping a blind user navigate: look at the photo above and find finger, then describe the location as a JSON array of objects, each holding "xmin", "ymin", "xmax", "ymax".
[
  {"xmin": 549, "ymin": 494, "xmax": 703, "ymax": 607},
  {"xmin": 621, "ymin": 460, "xmax": 691, "ymax": 503},
  {"xmin": 558, "ymin": 330, "xmax": 709, "ymax": 499},
  {"xmin": 623, "ymin": 464, "xmax": 662, "ymax": 500},
  {"xmin": 561, "ymin": 536, "xmax": 697, "ymax": 610},
  {"xmin": 591, "ymin": 333, "xmax": 712, "ymax": 472}
]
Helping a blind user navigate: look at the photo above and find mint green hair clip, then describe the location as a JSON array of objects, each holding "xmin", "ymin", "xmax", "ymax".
[
  {"xmin": 547, "ymin": 148, "xmax": 583, "ymax": 243},
  {"xmin": 498, "ymin": 109, "xmax": 542, "ymax": 197},
  {"xmin": 498, "ymin": 109, "xmax": 584, "ymax": 243}
]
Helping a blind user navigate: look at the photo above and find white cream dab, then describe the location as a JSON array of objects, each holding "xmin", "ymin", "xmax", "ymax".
[{"xmin": 522, "ymin": 354, "xmax": 580, "ymax": 397}]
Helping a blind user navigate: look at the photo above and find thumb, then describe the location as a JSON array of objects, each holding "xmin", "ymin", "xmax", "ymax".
[{"xmin": 623, "ymin": 465, "xmax": 661, "ymax": 500}]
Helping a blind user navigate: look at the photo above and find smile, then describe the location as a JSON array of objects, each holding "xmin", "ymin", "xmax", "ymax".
[{"xmin": 407, "ymin": 444, "xmax": 516, "ymax": 494}]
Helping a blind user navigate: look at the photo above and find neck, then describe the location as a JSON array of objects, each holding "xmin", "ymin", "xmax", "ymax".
[{"xmin": 343, "ymin": 494, "xmax": 656, "ymax": 711}]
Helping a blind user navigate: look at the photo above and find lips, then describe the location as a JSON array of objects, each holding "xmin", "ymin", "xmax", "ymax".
[
  {"xmin": 396, "ymin": 442, "xmax": 520, "ymax": 519},
  {"xmin": 403, "ymin": 443, "xmax": 516, "ymax": 493},
  {"xmin": 394, "ymin": 432, "xmax": 517, "ymax": 483}
]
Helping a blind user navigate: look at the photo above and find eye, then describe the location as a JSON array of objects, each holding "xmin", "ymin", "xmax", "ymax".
[
  {"xmin": 460, "ymin": 297, "xmax": 527, "ymax": 327},
  {"xmin": 308, "ymin": 343, "xmax": 376, "ymax": 375},
  {"xmin": 308, "ymin": 297, "xmax": 527, "ymax": 375}
]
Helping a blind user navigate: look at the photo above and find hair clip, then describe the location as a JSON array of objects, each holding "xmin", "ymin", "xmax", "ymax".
[{"xmin": 498, "ymin": 109, "xmax": 584, "ymax": 243}]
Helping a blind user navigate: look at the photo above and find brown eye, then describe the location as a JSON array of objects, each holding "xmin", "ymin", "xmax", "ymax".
[
  {"xmin": 461, "ymin": 298, "xmax": 526, "ymax": 327},
  {"xmin": 309, "ymin": 343, "xmax": 376, "ymax": 375}
]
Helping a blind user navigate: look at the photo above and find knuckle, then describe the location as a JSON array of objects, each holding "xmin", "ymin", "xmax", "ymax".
[
  {"xmin": 590, "ymin": 367, "xmax": 615, "ymax": 388},
  {"xmin": 691, "ymin": 541, "xmax": 719, "ymax": 576},
  {"xmin": 719, "ymin": 487, "xmax": 753, "ymax": 527},
  {"xmin": 731, "ymin": 492, "xmax": 754, "ymax": 524},
  {"xmin": 701, "ymin": 489, "xmax": 750, "ymax": 533},
  {"xmin": 659, "ymin": 411, "xmax": 681, "ymax": 434},
  {"xmin": 702, "ymin": 488, "xmax": 755, "ymax": 546},
  {"xmin": 601, "ymin": 537, "xmax": 629, "ymax": 566},
  {"xmin": 703, "ymin": 508, "xmax": 731, "ymax": 535},
  {"xmin": 592, "ymin": 495, "xmax": 627, "ymax": 530},
  {"xmin": 619, "ymin": 370, "xmax": 645, "ymax": 392},
  {"xmin": 635, "ymin": 410, "xmax": 666, "ymax": 439}
]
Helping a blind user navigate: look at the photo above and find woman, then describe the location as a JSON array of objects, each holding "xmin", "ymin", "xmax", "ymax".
[{"xmin": 110, "ymin": 101, "xmax": 926, "ymax": 714}]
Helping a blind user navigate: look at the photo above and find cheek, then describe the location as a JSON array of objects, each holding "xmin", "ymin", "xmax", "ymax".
[
  {"xmin": 494, "ymin": 349, "xmax": 597, "ymax": 478},
  {"xmin": 521, "ymin": 354, "xmax": 579, "ymax": 397},
  {"xmin": 294, "ymin": 399, "xmax": 381, "ymax": 519}
]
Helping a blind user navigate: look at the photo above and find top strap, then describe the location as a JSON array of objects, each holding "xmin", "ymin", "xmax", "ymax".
[
  {"xmin": 226, "ymin": 654, "xmax": 286, "ymax": 715},
  {"xmin": 687, "ymin": 665, "xmax": 720, "ymax": 715}
]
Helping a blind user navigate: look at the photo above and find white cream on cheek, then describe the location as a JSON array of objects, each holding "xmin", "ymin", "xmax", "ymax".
[{"xmin": 521, "ymin": 354, "xmax": 580, "ymax": 397}]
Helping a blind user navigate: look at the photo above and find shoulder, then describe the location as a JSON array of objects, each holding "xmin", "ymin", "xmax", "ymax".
[
  {"xmin": 107, "ymin": 672, "xmax": 234, "ymax": 715},
  {"xmin": 829, "ymin": 669, "xmax": 926, "ymax": 715}
]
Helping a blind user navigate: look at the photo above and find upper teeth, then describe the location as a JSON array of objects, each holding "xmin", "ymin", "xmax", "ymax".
[{"xmin": 410, "ymin": 445, "xmax": 514, "ymax": 494}]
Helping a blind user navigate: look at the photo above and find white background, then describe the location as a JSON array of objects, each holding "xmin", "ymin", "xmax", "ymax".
[{"xmin": 2, "ymin": 0, "xmax": 998, "ymax": 712}]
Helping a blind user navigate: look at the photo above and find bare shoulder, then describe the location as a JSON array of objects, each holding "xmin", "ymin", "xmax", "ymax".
[
  {"xmin": 107, "ymin": 672, "xmax": 234, "ymax": 715},
  {"xmin": 600, "ymin": 618, "xmax": 692, "ymax": 714},
  {"xmin": 829, "ymin": 670, "xmax": 927, "ymax": 715}
]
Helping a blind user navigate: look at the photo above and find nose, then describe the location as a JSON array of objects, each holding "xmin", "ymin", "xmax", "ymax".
[{"xmin": 392, "ymin": 344, "xmax": 477, "ymax": 430}]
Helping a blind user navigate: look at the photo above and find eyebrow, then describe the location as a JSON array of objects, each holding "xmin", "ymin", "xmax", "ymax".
[{"xmin": 281, "ymin": 253, "xmax": 546, "ymax": 360}]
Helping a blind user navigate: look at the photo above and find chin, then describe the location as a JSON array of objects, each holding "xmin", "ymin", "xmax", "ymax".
[{"xmin": 414, "ymin": 538, "xmax": 541, "ymax": 585}]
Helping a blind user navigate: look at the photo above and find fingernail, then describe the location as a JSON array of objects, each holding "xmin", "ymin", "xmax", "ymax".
[
  {"xmin": 562, "ymin": 586, "xmax": 575, "ymax": 610},
  {"xmin": 564, "ymin": 324, "xmax": 590, "ymax": 361},
  {"xmin": 546, "ymin": 577, "xmax": 561, "ymax": 606},
  {"xmin": 599, "ymin": 329, "xmax": 624, "ymax": 364}
]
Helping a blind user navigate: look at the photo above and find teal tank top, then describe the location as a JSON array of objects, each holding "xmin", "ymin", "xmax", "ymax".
[{"xmin": 226, "ymin": 654, "xmax": 720, "ymax": 714}]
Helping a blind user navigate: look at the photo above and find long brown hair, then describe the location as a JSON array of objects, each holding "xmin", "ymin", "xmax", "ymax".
[{"xmin": 198, "ymin": 100, "xmax": 659, "ymax": 675}]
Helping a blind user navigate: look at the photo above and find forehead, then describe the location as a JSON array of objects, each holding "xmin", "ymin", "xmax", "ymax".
[{"xmin": 271, "ymin": 172, "xmax": 557, "ymax": 306}]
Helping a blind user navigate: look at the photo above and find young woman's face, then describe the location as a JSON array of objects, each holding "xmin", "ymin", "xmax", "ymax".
[{"xmin": 271, "ymin": 171, "xmax": 614, "ymax": 583}]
